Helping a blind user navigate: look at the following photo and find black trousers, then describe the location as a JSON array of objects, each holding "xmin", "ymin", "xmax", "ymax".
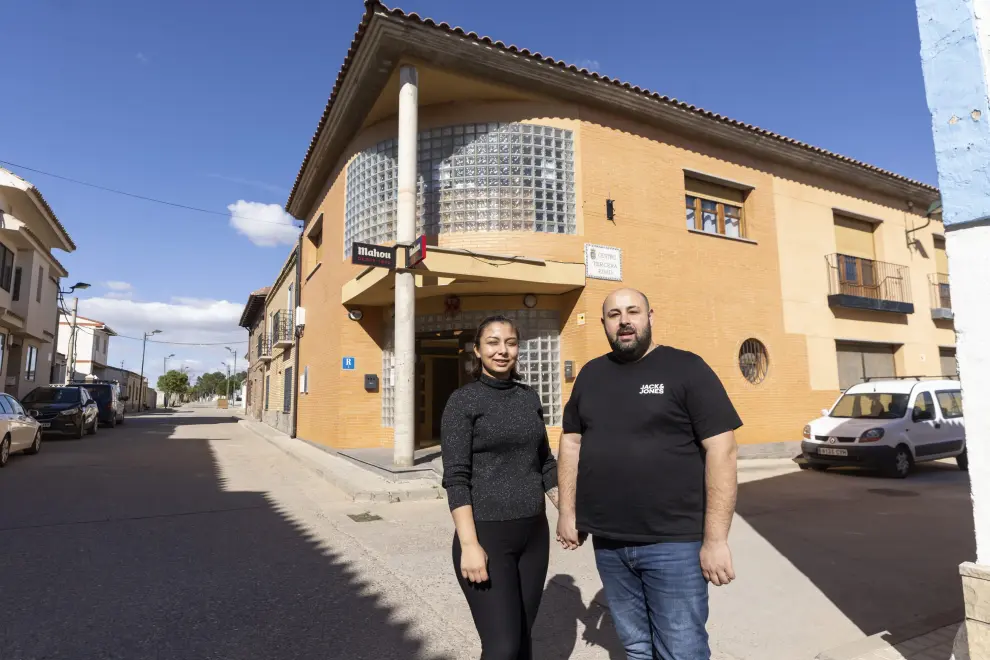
[{"xmin": 452, "ymin": 513, "xmax": 550, "ymax": 660}]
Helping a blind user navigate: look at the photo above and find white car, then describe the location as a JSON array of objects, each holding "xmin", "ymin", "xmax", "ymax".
[
  {"xmin": 0, "ymin": 392, "xmax": 42, "ymax": 468},
  {"xmin": 801, "ymin": 378, "xmax": 966, "ymax": 478}
]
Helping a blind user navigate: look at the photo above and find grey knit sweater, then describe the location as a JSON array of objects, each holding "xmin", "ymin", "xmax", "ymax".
[{"xmin": 440, "ymin": 374, "xmax": 558, "ymax": 521}]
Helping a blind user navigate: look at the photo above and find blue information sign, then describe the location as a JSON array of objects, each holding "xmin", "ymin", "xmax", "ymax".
[{"xmin": 342, "ymin": 357, "xmax": 356, "ymax": 371}]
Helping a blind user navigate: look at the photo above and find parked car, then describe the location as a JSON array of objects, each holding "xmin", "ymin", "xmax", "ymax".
[
  {"xmin": 801, "ymin": 378, "xmax": 965, "ymax": 478},
  {"xmin": 22, "ymin": 386, "xmax": 100, "ymax": 440},
  {"xmin": 70, "ymin": 379, "xmax": 125, "ymax": 427},
  {"xmin": 0, "ymin": 393, "xmax": 42, "ymax": 468}
]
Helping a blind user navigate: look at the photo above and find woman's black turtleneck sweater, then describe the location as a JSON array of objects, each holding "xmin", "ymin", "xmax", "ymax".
[{"xmin": 440, "ymin": 374, "xmax": 558, "ymax": 521}]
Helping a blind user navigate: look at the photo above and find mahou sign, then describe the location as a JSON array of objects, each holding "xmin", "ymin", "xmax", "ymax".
[{"xmin": 352, "ymin": 242, "xmax": 396, "ymax": 269}]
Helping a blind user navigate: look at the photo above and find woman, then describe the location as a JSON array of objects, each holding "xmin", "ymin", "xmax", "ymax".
[{"xmin": 441, "ymin": 315, "xmax": 559, "ymax": 660}]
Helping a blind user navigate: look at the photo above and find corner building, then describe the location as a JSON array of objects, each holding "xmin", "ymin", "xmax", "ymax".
[{"xmin": 287, "ymin": 2, "xmax": 949, "ymax": 454}]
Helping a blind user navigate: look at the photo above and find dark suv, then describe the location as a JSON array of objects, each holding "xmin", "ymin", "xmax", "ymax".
[
  {"xmin": 22, "ymin": 386, "xmax": 100, "ymax": 439},
  {"xmin": 70, "ymin": 379, "xmax": 125, "ymax": 428}
]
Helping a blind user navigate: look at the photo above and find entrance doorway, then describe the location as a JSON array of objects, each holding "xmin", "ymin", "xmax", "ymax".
[{"xmin": 415, "ymin": 332, "xmax": 476, "ymax": 447}]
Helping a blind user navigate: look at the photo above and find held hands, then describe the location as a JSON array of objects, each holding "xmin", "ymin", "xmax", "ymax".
[
  {"xmin": 556, "ymin": 511, "xmax": 587, "ymax": 550},
  {"xmin": 460, "ymin": 541, "xmax": 489, "ymax": 583},
  {"xmin": 700, "ymin": 540, "xmax": 735, "ymax": 586}
]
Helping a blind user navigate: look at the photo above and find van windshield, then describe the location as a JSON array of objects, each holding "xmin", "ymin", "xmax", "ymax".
[{"xmin": 831, "ymin": 393, "xmax": 909, "ymax": 419}]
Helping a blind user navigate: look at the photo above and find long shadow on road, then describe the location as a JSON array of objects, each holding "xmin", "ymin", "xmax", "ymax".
[
  {"xmin": 737, "ymin": 463, "xmax": 973, "ymax": 639},
  {"xmin": 0, "ymin": 413, "xmax": 452, "ymax": 660}
]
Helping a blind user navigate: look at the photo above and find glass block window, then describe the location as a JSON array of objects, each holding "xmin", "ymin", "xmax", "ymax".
[
  {"xmin": 346, "ymin": 123, "xmax": 576, "ymax": 257},
  {"xmin": 381, "ymin": 309, "xmax": 563, "ymax": 427}
]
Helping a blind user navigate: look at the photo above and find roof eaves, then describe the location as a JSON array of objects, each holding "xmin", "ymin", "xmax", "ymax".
[{"xmin": 286, "ymin": 1, "xmax": 937, "ymax": 216}]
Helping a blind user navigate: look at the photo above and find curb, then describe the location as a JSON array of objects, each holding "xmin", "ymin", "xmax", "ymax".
[{"xmin": 237, "ymin": 418, "xmax": 444, "ymax": 504}]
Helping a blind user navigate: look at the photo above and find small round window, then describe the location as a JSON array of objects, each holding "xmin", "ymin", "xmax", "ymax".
[{"xmin": 739, "ymin": 339, "xmax": 769, "ymax": 384}]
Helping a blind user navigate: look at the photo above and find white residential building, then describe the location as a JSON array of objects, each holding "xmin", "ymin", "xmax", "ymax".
[
  {"xmin": 0, "ymin": 167, "xmax": 77, "ymax": 399},
  {"xmin": 57, "ymin": 314, "xmax": 116, "ymax": 379}
]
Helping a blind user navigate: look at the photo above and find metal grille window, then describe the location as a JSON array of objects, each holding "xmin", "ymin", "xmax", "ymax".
[
  {"xmin": 738, "ymin": 339, "xmax": 769, "ymax": 384},
  {"xmin": 346, "ymin": 123, "xmax": 576, "ymax": 257},
  {"xmin": 382, "ymin": 309, "xmax": 562, "ymax": 427}
]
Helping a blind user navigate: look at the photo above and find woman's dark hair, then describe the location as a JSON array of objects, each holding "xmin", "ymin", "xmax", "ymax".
[{"xmin": 471, "ymin": 315, "xmax": 522, "ymax": 381}]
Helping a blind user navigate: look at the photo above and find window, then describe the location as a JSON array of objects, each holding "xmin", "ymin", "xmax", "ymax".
[
  {"xmin": 684, "ymin": 177, "xmax": 747, "ymax": 238},
  {"xmin": 0, "ymin": 396, "xmax": 12, "ymax": 415},
  {"xmin": 936, "ymin": 391, "xmax": 964, "ymax": 419},
  {"xmin": 835, "ymin": 341, "xmax": 897, "ymax": 391},
  {"xmin": 264, "ymin": 376, "xmax": 270, "ymax": 410},
  {"xmin": 6, "ymin": 396, "xmax": 23, "ymax": 416},
  {"xmin": 309, "ymin": 214, "xmax": 324, "ymax": 263},
  {"xmin": 939, "ymin": 347, "xmax": 958, "ymax": 377},
  {"xmin": 36, "ymin": 266, "xmax": 44, "ymax": 303},
  {"xmin": 913, "ymin": 391, "xmax": 936, "ymax": 420},
  {"xmin": 0, "ymin": 334, "xmax": 5, "ymax": 374},
  {"xmin": 345, "ymin": 122, "xmax": 576, "ymax": 256},
  {"xmin": 287, "ymin": 284, "xmax": 294, "ymax": 327},
  {"xmin": 25, "ymin": 346, "xmax": 38, "ymax": 381},
  {"xmin": 0, "ymin": 243, "xmax": 13, "ymax": 292},
  {"xmin": 301, "ymin": 365, "xmax": 309, "ymax": 394},
  {"xmin": 738, "ymin": 339, "xmax": 769, "ymax": 384},
  {"xmin": 12, "ymin": 267, "xmax": 22, "ymax": 301},
  {"xmin": 283, "ymin": 367, "xmax": 293, "ymax": 413}
]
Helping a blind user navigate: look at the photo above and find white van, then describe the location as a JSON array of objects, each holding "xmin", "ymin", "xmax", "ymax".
[{"xmin": 801, "ymin": 378, "xmax": 966, "ymax": 478}]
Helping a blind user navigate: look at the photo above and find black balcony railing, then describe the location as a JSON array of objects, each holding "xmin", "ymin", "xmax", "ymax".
[
  {"xmin": 826, "ymin": 254, "xmax": 914, "ymax": 314},
  {"xmin": 929, "ymin": 272, "xmax": 953, "ymax": 319},
  {"xmin": 255, "ymin": 332, "xmax": 271, "ymax": 358},
  {"xmin": 271, "ymin": 313, "xmax": 295, "ymax": 347}
]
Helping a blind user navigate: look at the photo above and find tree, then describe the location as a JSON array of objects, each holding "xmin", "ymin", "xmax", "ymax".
[{"xmin": 157, "ymin": 370, "xmax": 190, "ymax": 408}]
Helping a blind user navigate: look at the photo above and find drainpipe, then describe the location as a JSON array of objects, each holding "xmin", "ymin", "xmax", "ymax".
[
  {"xmin": 290, "ymin": 238, "xmax": 301, "ymax": 439},
  {"xmin": 393, "ymin": 64, "xmax": 418, "ymax": 467}
]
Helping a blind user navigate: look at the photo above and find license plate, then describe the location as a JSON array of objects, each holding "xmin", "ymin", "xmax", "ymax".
[
  {"xmin": 40, "ymin": 423, "xmax": 50, "ymax": 428},
  {"xmin": 819, "ymin": 447, "xmax": 848, "ymax": 457}
]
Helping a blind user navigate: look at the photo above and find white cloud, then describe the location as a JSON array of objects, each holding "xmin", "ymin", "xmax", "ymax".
[
  {"xmin": 207, "ymin": 173, "xmax": 287, "ymax": 195},
  {"xmin": 105, "ymin": 281, "xmax": 133, "ymax": 291},
  {"xmin": 104, "ymin": 291, "xmax": 133, "ymax": 301},
  {"xmin": 136, "ymin": 52, "xmax": 149, "ymax": 64},
  {"xmin": 576, "ymin": 58, "xmax": 601, "ymax": 71},
  {"xmin": 227, "ymin": 200, "xmax": 300, "ymax": 247}
]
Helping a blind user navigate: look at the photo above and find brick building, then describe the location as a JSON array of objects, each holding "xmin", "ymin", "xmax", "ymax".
[
  {"xmin": 238, "ymin": 286, "xmax": 269, "ymax": 422},
  {"xmin": 247, "ymin": 2, "xmax": 950, "ymax": 455}
]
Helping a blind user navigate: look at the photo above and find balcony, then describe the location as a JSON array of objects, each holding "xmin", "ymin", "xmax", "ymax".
[
  {"xmin": 929, "ymin": 273, "xmax": 953, "ymax": 320},
  {"xmin": 272, "ymin": 314, "xmax": 295, "ymax": 350},
  {"xmin": 826, "ymin": 254, "xmax": 914, "ymax": 315},
  {"xmin": 257, "ymin": 334, "xmax": 272, "ymax": 362}
]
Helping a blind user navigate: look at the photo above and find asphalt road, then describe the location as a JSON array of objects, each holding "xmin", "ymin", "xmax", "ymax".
[{"xmin": 0, "ymin": 407, "xmax": 466, "ymax": 660}]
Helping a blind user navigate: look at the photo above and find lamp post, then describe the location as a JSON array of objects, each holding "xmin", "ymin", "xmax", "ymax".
[
  {"xmin": 164, "ymin": 353, "xmax": 175, "ymax": 375},
  {"xmin": 225, "ymin": 346, "xmax": 237, "ymax": 402},
  {"xmin": 221, "ymin": 361, "xmax": 230, "ymax": 401},
  {"xmin": 139, "ymin": 329, "xmax": 162, "ymax": 410},
  {"xmin": 57, "ymin": 281, "xmax": 91, "ymax": 384}
]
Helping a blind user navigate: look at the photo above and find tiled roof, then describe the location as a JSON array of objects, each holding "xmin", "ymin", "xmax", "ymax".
[
  {"xmin": 239, "ymin": 288, "xmax": 271, "ymax": 328},
  {"xmin": 286, "ymin": 0, "xmax": 937, "ymax": 214},
  {"xmin": 0, "ymin": 167, "xmax": 77, "ymax": 251}
]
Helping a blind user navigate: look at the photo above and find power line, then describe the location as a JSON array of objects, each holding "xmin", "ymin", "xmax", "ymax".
[
  {"xmin": 1, "ymin": 159, "xmax": 300, "ymax": 228},
  {"xmin": 59, "ymin": 318, "xmax": 247, "ymax": 346}
]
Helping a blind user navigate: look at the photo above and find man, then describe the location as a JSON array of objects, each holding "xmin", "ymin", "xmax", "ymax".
[{"xmin": 557, "ymin": 288, "xmax": 741, "ymax": 660}]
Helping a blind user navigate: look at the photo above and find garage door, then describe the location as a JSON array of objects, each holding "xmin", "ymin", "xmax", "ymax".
[
  {"xmin": 836, "ymin": 342, "xmax": 897, "ymax": 390},
  {"xmin": 939, "ymin": 347, "xmax": 958, "ymax": 377}
]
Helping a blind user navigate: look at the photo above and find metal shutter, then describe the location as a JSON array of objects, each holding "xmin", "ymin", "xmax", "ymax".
[{"xmin": 836, "ymin": 342, "xmax": 896, "ymax": 390}]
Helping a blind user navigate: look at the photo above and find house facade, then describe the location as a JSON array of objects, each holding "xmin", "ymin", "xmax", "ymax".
[
  {"xmin": 0, "ymin": 167, "xmax": 77, "ymax": 400},
  {"xmin": 238, "ymin": 286, "xmax": 270, "ymax": 422},
  {"xmin": 57, "ymin": 314, "xmax": 116, "ymax": 379},
  {"xmin": 258, "ymin": 3, "xmax": 949, "ymax": 454},
  {"xmin": 100, "ymin": 365, "xmax": 146, "ymax": 412}
]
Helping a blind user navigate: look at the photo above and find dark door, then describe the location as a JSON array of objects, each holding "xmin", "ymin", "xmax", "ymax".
[
  {"xmin": 283, "ymin": 367, "xmax": 293, "ymax": 413},
  {"xmin": 431, "ymin": 359, "xmax": 461, "ymax": 439}
]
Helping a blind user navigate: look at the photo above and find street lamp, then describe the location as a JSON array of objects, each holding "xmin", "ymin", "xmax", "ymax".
[
  {"xmin": 221, "ymin": 361, "xmax": 231, "ymax": 401},
  {"xmin": 225, "ymin": 346, "xmax": 237, "ymax": 402},
  {"xmin": 58, "ymin": 282, "xmax": 92, "ymax": 383},
  {"xmin": 164, "ymin": 353, "xmax": 175, "ymax": 374},
  {"xmin": 139, "ymin": 330, "xmax": 162, "ymax": 410}
]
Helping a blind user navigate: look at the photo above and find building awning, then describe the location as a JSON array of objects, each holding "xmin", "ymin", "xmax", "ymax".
[{"xmin": 342, "ymin": 246, "xmax": 585, "ymax": 306}]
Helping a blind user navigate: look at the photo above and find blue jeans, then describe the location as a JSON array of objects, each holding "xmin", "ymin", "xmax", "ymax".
[{"xmin": 594, "ymin": 538, "xmax": 709, "ymax": 660}]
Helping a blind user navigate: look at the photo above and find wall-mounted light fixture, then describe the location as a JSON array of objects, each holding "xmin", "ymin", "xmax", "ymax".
[
  {"xmin": 523, "ymin": 294, "xmax": 538, "ymax": 308},
  {"xmin": 606, "ymin": 198, "xmax": 615, "ymax": 222},
  {"xmin": 347, "ymin": 309, "xmax": 364, "ymax": 321}
]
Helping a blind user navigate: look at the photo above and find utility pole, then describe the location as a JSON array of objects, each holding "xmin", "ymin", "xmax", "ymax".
[
  {"xmin": 393, "ymin": 64, "xmax": 418, "ymax": 467},
  {"xmin": 64, "ymin": 297, "xmax": 78, "ymax": 384},
  {"xmin": 139, "ymin": 329, "xmax": 162, "ymax": 411},
  {"xmin": 225, "ymin": 346, "xmax": 237, "ymax": 401}
]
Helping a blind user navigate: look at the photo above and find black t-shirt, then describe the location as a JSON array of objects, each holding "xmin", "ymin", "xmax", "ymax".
[{"xmin": 562, "ymin": 345, "xmax": 742, "ymax": 543}]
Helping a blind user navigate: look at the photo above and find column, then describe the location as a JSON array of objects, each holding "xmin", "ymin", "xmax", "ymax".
[
  {"xmin": 916, "ymin": 1, "xmax": 990, "ymax": 656},
  {"xmin": 393, "ymin": 64, "xmax": 418, "ymax": 467}
]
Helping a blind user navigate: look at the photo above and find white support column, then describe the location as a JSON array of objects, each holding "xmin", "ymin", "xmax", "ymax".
[
  {"xmin": 393, "ymin": 64, "xmax": 418, "ymax": 467},
  {"xmin": 916, "ymin": 0, "xmax": 990, "ymax": 656}
]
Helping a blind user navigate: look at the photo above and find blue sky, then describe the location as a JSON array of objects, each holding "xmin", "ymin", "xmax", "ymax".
[{"xmin": 0, "ymin": 0, "xmax": 937, "ymax": 384}]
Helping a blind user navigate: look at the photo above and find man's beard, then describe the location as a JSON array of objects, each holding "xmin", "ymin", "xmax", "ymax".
[{"xmin": 609, "ymin": 324, "xmax": 653, "ymax": 363}]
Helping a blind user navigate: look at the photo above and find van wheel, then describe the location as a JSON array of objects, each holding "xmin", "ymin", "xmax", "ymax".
[
  {"xmin": 957, "ymin": 447, "xmax": 969, "ymax": 472},
  {"xmin": 886, "ymin": 445, "xmax": 913, "ymax": 479}
]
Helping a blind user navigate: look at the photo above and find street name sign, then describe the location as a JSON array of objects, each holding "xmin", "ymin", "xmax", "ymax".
[{"xmin": 405, "ymin": 235, "xmax": 427, "ymax": 268}]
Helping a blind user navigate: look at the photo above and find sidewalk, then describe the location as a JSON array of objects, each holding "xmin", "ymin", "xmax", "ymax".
[{"xmin": 817, "ymin": 622, "xmax": 962, "ymax": 660}]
